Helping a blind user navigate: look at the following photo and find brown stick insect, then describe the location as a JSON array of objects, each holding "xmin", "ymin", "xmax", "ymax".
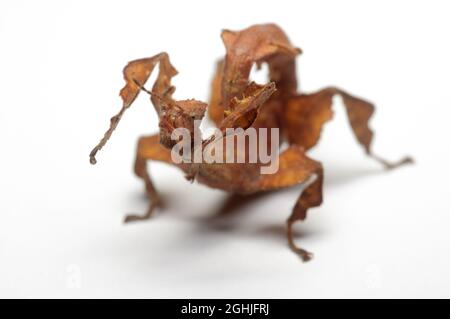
[{"xmin": 89, "ymin": 24, "xmax": 412, "ymax": 261}]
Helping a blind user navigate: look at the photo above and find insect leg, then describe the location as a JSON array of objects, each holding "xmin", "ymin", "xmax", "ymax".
[
  {"xmin": 256, "ymin": 146, "xmax": 323, "ymax": 262},
  {"xmin": 124, "ymin": 134, "xmax": 172, "ymax": 223},
  {"xmin": 284, "ymin": 88, "xmax": 413, "ymax": 169}
]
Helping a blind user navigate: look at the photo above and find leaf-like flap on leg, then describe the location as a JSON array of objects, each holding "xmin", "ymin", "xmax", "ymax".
[
  {"xmin": 120, "ymin": 52, "xmax": 178, "ymax": 108},
  {"xmin": 286, "ymin": 87, "xmax": 376, "ymax": 152},
  {"xmin": 286, "ymin": 87, "xmax": 412, "ymax": 169},
  {"xmin": 89, "ymin": 52, "xmax": 178, "ymax": 164},
  {"xmin": 338, "ymin": 90, "xmax": 374, "ymax": 153},
  {"xmin": 285, "ymin": 89, "xmax": 335, "ymax": 150}
]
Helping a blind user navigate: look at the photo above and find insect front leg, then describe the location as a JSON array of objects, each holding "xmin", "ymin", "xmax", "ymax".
[{"xmin": 124, "ymin": 134, "xmax": 172, "ymax": 223}]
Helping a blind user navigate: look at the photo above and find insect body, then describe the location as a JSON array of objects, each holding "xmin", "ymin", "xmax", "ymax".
[{"xmin": 90, "ymin": 24, "xmax": 412, "ymax": 261}]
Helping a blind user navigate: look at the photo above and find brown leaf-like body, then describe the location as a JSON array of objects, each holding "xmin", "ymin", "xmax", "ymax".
[{"xmin": 90, "ymin": 24, "xmax": 412, "ymax": 261}]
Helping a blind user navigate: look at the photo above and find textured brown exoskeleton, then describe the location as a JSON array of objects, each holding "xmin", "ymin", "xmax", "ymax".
[{"xmin": 89, "ymin": 24, "xmax": 412, "ymax": 261}]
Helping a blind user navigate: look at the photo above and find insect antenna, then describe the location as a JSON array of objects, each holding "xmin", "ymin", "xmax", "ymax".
[{"xmin": 133, "ymin": 79, "xmax": 183, "ymax": 113}]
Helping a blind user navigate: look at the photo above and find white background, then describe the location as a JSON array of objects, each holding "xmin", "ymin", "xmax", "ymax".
[{"xmin": 0, "ymin": 0, "xmax": 449, "ymax": 298}]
